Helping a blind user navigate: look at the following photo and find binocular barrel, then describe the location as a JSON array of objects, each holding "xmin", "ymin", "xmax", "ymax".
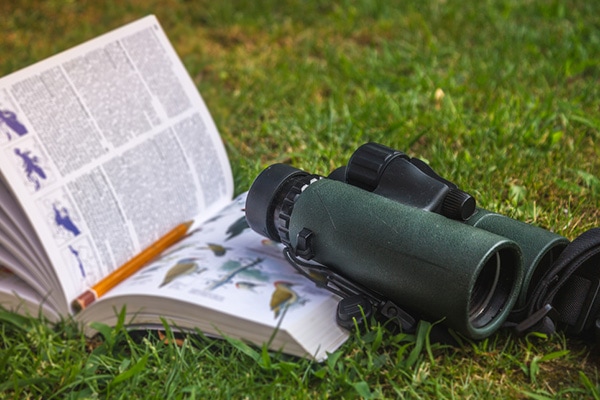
[
  {"xmin": 465, "ymin": 210, "xmax": 568, "ymax": 306},
  {"xmin": 340, "ymin": 143, "xmax": 569, "ymax": 308},
  {"xmin": 246, "ymin": 163, "xmax": 524, "ymax": 339}
]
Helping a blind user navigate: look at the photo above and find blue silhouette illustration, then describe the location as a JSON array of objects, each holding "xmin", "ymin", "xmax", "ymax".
[
  {"xmin": 0, "ymin": 109, "xmax": 28, "ymax": 140},
  {"xmin": 14, "ymin": 148, "xmax": 46, "ymax": 191},
  {"xmin": 68, "ymin": 245, "xmax": 86, "ymax": 278},
  {"xmin": 53, "ymin": 204, "xmax": 81, "ymax": 236}
]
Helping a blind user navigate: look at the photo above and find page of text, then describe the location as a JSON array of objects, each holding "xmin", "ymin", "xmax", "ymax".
[{"xmin": 0, "ymin": 16, "xmax": 233, "ymax": 313}]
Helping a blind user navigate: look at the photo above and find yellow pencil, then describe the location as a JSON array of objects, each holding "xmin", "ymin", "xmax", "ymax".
[{"xmin": 71, "ymin": 220, "xmax": 194, "ymax": 313}]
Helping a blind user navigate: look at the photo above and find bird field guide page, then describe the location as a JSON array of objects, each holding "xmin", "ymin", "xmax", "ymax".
[
  {"xmin": 0, "ymin": 15, "xmax": 348, "ymax": 360},
  {"xmin": 77, "ymin": 193, "xmax": 348, "ymax": 360}
]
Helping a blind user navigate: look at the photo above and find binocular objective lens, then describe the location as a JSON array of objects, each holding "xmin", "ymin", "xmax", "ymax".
[{"xmin": 469, "ymin": 252, "xmax": 502, "ymax": 327}]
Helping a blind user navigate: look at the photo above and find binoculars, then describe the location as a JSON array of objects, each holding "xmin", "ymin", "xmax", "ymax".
[{"xmin": 245, "ymin": 143, "xmax": 585, "ymax": 340}]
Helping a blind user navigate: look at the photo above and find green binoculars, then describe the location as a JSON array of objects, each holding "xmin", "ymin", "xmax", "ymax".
[{"xmin": 245, "ymin": 143, "xmax": 573, "ymax": 340}]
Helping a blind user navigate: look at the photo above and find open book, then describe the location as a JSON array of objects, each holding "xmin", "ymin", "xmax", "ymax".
[{"xmin": 0, "ymin": 15, "xmax": 347, "ymax": 361}]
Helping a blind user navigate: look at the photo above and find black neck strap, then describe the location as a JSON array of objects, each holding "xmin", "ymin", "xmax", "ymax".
[{"xmin": 507, "ymin": 228, "xmax": 600, "ymax": 341}]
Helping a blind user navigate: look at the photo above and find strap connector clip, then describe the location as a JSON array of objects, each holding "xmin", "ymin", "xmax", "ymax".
[{"xmin": 515, "ymin": 304, "xmax": 558, "ymax": 335}]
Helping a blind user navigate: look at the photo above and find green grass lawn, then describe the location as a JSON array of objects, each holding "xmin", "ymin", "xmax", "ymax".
[{"xmin": 1, "ymin": 0, "xmax": 599, "ymax": 398}]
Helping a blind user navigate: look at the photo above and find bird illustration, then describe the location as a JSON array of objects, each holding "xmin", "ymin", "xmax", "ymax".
[
  {"xmin": 225, "ymin": 216, "xmax": 249, "ymax": 241},
  {"xmin": 235, "ymin": 281, "xmax": 262, "ymax": 292},
  {"xmin": 198, "ymin": 243, "xmax": 231, "ymax": 257},
  {"xmin": 159, "ymin": 258, "xmax": 206, "ymax": 287},
  {"xmin": 206, "ymin": 258, "xmax": 263, "ymax": 291},
  {"xmin": 270, "ymin": 281, "xmax": 299, "ymax": 319}
]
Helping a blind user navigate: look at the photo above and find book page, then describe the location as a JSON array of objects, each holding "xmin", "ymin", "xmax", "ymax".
[
  {"xmin": 79, "ymin": 193, "xmax": 348, "ymax": 359},
  {"xmin": 0, "ymin": 179, "xmax": 54, "ymax": 280},
  {"xmin": 0, "ymin": 266, "xmax": 59, "ymax": 322},
  {"xmin": 0, "ymin": 16, "xmax": 233, "ymax": 314},
  {"xmin": 85, "ymin": 194, "xmax": 322, "ymax": 325}
]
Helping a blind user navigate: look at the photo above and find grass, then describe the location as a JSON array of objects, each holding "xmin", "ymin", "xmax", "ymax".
[{"xmin": 1, "ymin": 0, "xmax": 599, "ymax": 398}]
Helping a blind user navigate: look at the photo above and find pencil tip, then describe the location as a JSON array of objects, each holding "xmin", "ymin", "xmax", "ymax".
[{"xmin": 71, "ymin": 299, "xmax": 83, "ymax": 313}]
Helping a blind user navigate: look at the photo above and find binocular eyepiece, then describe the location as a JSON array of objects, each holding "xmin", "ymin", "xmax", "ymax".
[
  {"xmin": 245, "ymin": 143, "xmax": 569, "ymax": 340},
  {"xmin": 334, "ymin": 142, "xmax": 476, "ymax": 221}
]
